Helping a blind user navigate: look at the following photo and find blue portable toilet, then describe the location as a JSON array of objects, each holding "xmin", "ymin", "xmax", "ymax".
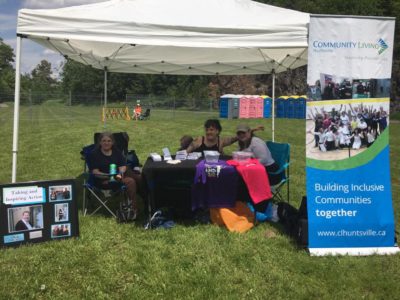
[
  {"xmin": 276, "ymin": 96, "xmax": 288, "ymax": 118},
  {"xmin": 219, "ymin": 94, "xmax": 240, "ymax": 119},
  {"xmin": 262, "ymin": 95, "xmax": 271, "ymax": 118},
  {"xmin": 296, "ymin": 95, "xmax": 307, "ymax": 118},
  {"xmin": 219, "ymin": 96, "xmax": 229, "ymax": 118},
  {"xmin": 287, "ymin": 96, "xmax": 297, "ymax": 119}
]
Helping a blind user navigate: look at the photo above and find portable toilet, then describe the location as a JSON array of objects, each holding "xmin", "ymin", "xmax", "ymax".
[
  {"xmin": 255, "ymin": 96, "xmax": 264, "ymax": 118},
  {"xmin": 287, "ymin": 95, "xmax": 298, "ymax": 119},
  {"xmin": 239, "ymin": 95, "xmax": 250, "ymax": 119},
  {"xmin": 296, "ymin": 95, "xmax": 307, "ymax": 119},
  {"xmin": 219, "ymin": 94, "xmax": 240, "ymax": 119},
  {"xmin": 247, "ymin": 96, "xmax": 257, "ymax": 118},
  {"xmin": 246, "ymin": 95, "xmax": 262, "ymax": 119},
  {"xmin": 230, "ymin": 95, "xmax": 240, "ymax": 119},
  {"xmin": 276, "ymin": 96, "xmax": 288, "ymax": 118},
  {"xmin": 262, "ymin": 95, "xmax": 272, "ymax": 118},
  {"xmin": 219, "ymin": 95, "xmax": 229, "ymax": 118}
]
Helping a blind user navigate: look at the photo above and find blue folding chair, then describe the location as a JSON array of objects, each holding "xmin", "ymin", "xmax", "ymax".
[
  {"xmin": 81, "ymin": 132, "xmax": 131, "ymax": 219},
  {"xmin": 266, "ymin": 141, "xmax": 291, "ymax": 203}
]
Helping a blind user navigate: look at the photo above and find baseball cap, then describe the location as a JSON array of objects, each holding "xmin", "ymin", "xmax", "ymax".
[{"xmin": 236, "ymin": 124, "xmax": 250, "ymax": 133}]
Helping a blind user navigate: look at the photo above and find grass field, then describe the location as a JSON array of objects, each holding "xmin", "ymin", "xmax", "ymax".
[{"xmin": 0, "ymin": 101, "xmax": 399, "ymax": 299}]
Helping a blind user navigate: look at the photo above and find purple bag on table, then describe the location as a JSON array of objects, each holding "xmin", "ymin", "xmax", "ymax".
[{"xmin": 191, "ymin": 160, "xmax": 238, "ymax": 211}]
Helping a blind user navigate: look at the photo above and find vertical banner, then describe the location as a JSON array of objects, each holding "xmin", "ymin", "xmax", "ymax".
[{"xmin": 306, "ymin": 16, "xmax": 399, "ymax": 256}]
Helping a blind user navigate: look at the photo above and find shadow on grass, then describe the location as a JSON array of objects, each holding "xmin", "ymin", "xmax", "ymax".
[
  {"xmin": 75, "ymin": 171, "xmax": 152, "ymax": 226},
  {"xmin": 75, "ymin": 170, "xmax": 308, "ymax": 250}
]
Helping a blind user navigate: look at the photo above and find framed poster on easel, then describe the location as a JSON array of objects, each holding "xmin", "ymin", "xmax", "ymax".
[{"xmin": 0, "ymin": 179, "xmax": 79, "ymax": 247}]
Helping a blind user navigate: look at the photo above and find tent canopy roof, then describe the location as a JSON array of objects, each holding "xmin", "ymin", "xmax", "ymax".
[{"xmin": 17, "ymin": 0, "xmax": 310, "ymax": 75}]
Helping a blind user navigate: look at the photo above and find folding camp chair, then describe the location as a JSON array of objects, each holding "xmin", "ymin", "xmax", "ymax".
[
  {"xmin": 81, "ymin": 132, "xmax": 131, "ymax": 219},
  {"xmin": 139, "ymin": 108, "xmax": 151, "ymax": 120},
  {"xmin": 266, "ymin": 141, "xmax": 290, "ymax": 203}
]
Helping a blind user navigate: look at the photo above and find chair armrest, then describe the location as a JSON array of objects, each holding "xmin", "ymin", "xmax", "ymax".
[
  {"xmin": 85, "ymin": 172, "xmax": 117, "ymax": 180},
  {"xmin": 268, "ymin": 162, "xmax": 290, "ymax": 175}
]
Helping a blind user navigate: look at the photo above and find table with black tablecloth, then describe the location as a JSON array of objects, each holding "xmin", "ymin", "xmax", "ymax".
[
  {"xmin": 142, "ymin": 158, "xmax": 199, "ymax": 218},
  {"xmin": 142, "ymin": 156, "xmax": 270, "ymax": 218}
]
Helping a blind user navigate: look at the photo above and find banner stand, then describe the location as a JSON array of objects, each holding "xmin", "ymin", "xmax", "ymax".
[
  {"xmin": 309, "ymin": 247, "xmax": 399, "ymax": 257},
  {"xmin": 306, "ymin": 15, "xmax": 398, "ymax": 256}
]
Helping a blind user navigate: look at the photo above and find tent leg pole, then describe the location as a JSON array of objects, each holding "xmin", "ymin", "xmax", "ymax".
[
  {"xmin": 103, "ymin": 68, "xmax": 107, "ymax": 128},
  {"xmin": 272, "ymin": 70, "xmax": 275, "ymax": 142},
  {"xmin": 12, "ymin": 36, "xmax": 22, "ymax": 183}
]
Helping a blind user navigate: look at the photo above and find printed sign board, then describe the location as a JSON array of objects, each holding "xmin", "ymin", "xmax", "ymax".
[
  {"xmin": 0, "ymin": 179, "xmax": 79, "ymax": 247},
  {"xmin": 306, "ymin": 16, "xmax": 398, "ymax": 256}
]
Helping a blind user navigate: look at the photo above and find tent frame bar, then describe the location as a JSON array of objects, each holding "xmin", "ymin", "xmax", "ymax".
[
  {"xmin": 272, "ymin": 69, "xmax": 275, "ymax": 142},
  {"xmin": 310, "ymin": 14, "xmax": 395, "ymax": 20},
  {"xmin": 103, "ymin": 68, "xmax": 108, "ymax": 128},
  {"xmin": 12, "ymin": 36, "xmax": 22, "ymax": 183}
]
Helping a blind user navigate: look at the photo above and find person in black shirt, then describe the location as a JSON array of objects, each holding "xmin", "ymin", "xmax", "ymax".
[
  {"xmin": 62, "ymin": 187, "xmax": 70, "ymax": 199},
  {"xmin": 186, "ymin": 119, "xmax": 237, "ymax": 154},
  {"xmin": 186, "ymin": 119, "xmax": 263, "ymax": 154},
  {"xmin": 15, "ymin": 211, "xmax": 33, "ymax": 231},
  {"xmin": 89, "ymin": 132, "xmax": 141, "ymax": 219}
]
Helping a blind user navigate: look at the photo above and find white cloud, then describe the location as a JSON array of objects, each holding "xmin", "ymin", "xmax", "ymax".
[
  {"xmin": 43, "ymin": 49, "xmax": 58, "ymax": 55},
  {"xmin": 22, "ymin": 0, "xmax": 107, "ymax": 9},
  {"xmin": 6, "ymin": 39, "xmax": 65, "ymax": 76},
  {"xmin": 4, "ymin": 0, "xmax": 106, "ymax": 76}
]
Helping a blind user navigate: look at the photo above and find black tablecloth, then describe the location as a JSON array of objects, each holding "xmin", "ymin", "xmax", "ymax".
[
  {"xmin": 142, "ymin": 158, "xmax": 200, "ymax": 218},
  {"xmin": 142, "ymin": 156, "xmax": 256, "ymax": 218}
]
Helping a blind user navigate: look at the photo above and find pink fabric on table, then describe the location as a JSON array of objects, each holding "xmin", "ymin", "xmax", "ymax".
[{"xmin": 227, "ymin": 158, "xmax": 272, "ymax": 204}]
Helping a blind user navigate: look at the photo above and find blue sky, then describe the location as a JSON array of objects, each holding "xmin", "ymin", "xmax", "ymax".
[{"xmin": 0, "ymin": 0, "xmax": 106, "ymax": 77}]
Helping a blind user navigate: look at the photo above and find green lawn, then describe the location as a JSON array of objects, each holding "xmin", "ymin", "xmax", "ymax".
[{"xmin": 0, "ymin": 102, "xmax": 399, "ymax": 299}]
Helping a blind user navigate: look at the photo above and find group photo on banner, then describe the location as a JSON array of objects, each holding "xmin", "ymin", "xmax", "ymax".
[{"xmin": 306, "ymin": 15, "xmax": 398, "ymax": 256}]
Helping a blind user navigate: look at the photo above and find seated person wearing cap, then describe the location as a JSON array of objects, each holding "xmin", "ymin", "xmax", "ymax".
[{"xmin": 236, "ymin": 124, "xmax": 282, "ymax": 186}]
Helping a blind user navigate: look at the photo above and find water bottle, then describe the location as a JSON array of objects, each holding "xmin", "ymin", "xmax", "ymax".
[{"xmin": 109, "ymin": 164, "xmax": 117, "ymax": 182}]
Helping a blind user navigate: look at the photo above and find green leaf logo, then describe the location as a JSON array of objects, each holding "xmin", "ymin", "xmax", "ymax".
[{"xmin": 378, "ymin": 38, "xmax": 388, "ymax": 55}]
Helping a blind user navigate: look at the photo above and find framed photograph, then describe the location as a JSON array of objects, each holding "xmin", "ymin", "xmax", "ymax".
[
  {"xmin": 49, "ymin": 185, "xmax": 72, "ymax": 202},
  {"xmin": 54, "ymin": 203, "xmax": 69, "ymax": 222},
  {"xmin": 51, "ymin": 223, "xmax": 71, "ymax": 238},
  {"xmin": 8, "ymin": 205, "xmax": 44, "ymax": 233}
]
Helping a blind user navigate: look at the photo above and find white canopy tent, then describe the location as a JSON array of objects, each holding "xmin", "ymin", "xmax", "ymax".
[{"xmin": 13, "ymin": 0, "xmax": 310, "ymax": 182}]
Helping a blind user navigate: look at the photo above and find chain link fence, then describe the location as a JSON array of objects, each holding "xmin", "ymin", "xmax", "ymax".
[
  {"xmin": 2, "ymin": 91, "xmax": 400, "ymax": 116},
  {"xmin": 0, "ymin": 91, "xmax": 219, "ymax": 112}
]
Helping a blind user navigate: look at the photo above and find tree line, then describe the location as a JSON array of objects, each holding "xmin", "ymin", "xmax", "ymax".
[{"xmin": 1, "ymin": 0, "xmax": 399, "ymax": 109}]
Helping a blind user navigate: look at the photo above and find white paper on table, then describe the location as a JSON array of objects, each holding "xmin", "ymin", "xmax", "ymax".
[
  {"xmin": 162, "ymin": 148, "xmax": 172, "ymax": 161},
  {"xmin": 150, "ymin": 153, "xmax": 162, "ymax": 162}
]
